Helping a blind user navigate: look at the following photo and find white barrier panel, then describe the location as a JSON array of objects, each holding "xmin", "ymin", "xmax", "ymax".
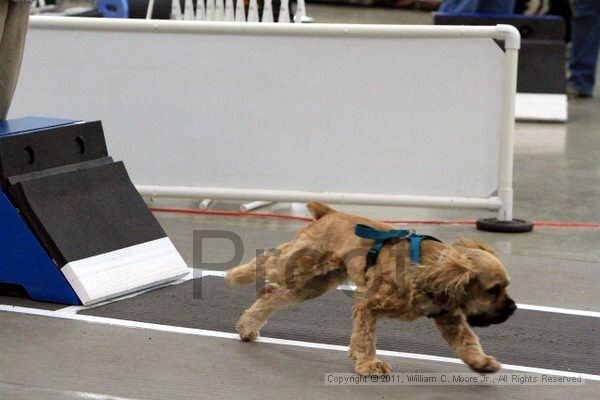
[
  {"xmin": 10, "ymin": 18, "xmax": 520, "ymax": 219},
  {"xmin": 515, "ymin": 93, "xmax": 567, "ymax": 122}
]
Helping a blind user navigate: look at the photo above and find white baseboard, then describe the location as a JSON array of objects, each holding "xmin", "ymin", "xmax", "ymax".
[
  {"xmin": 61, "ymin": 238, "xmax": 189, "ymax": 305},
  {"xmin": 515, "ymin": 93, "xmax": 568, "ymax": 122}
]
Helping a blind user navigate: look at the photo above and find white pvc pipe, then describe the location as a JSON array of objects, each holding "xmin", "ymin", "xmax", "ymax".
[
  {"xmin": 294, "ymin": 0, "xmax": 306, "ymax": 23},
  {"xmin": 196, "ymin": 0, "xmax": 206, "ymax": 21},
  {"xmin": 262, "ymin": 0, "xmax": 274, "ymax": 23},
  {"xmin": 183, "ymin": 0, "xmax": 195, "ymax": 20},
  {"xmin": 136, "ymin": 185, "xmax": 503, "ymax": 210},
  {"xmin": 234, "ymin": 0, "xmax": 245, "ymax": 22},
  {"xmin": 198, "ymin": 199, "xmax": 213, "ymax": 210},
  {"xmin": 496, "ymin": 26, "xmax": 521, "ymax": 221},
  {"xmin": 247, "ymin": 0, "xmax": 259, "ymax": 22},
  {"xmin": 146, "ymin": 0, "xmax": 155, "ymax": 19},
  {"xmin": 215, "ymin": 0, "xmax": 224, "ymax": 21},
  {"xmin": 240, "ymin": 201, "xmax": 274, "ymax": 212},
  {"xmin": 170, "ymin": 0, "xmax": 183, "ymax": 20},
  {"xmin": 206, "ymin": 0, "xmax": 215, "ymax": 21},
  {"xmin": 28, "ymin": 17, "xmax": 520, "ymax": 44},
  {"xmin": 224, "ymin": 0, "xmax": 234, "ymax": 21},
  {"xmin": 278, "ymin": 0, "xmax": 290, "ymax": 23}
]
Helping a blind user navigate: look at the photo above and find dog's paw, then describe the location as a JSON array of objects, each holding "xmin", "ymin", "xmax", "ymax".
[
  {"xmin": 468, "ymin": 355, "xmax": 501, "ymax": 374},
  {"xmin": 355, "ymin": 359, "xmax": 392, "ymax": 375},
  {"xmin": 237, "ymin": 324, "xmax": 259, "ymax": 342},
  {"xmin": 236, "ymin": 311, "xmax": 262, "ymax": 342}
]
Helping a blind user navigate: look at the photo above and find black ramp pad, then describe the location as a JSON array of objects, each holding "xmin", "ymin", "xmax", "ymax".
[
  {"xmin": 0, "ymin": 121, "xmax": 108, "ymax": 189},
  {"xmin": 7, "ymin": 157, "xmax": 114, "ymax": 186},
  {"xmin": 81, "ymin": 277, "xmax": 600, "ymax": 375},
  {"xmin": 8, "ymin": 161, "xmax": 166, "ymax": 266}
]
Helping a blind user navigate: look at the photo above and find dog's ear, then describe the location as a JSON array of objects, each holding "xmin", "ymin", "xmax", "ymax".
[
  {"xmin": 452, "ymin": 238, "xmax": 498, "ymax": 256},
  {"xmin": 416, "ymin": 247, "xmax": 477, "ymax": 306}
]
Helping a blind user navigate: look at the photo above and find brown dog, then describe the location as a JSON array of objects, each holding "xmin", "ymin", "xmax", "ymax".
[{"xmin": 226, "ymin": 202, "xmax": 516, "ymax": 374}]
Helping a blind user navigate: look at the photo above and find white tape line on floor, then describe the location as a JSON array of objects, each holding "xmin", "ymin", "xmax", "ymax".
[
  {"xmin": 0, "ymin": 381, "xmax": 141, "ymax": 400},
  {"xmin": 1, "ymin": 304, "xmax": 599, "ymax": 382}
]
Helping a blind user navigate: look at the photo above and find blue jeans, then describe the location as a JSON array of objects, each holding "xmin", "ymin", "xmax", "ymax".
[
  {"xmin": 439, "ymin": 0, "xmax": 516, "ymax": 14},
  {"xmin": 568, "ymin": 0, "xmax": 600, "ymax": 96}
]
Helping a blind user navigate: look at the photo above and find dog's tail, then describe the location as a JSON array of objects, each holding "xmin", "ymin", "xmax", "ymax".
[
  {"xmin": 225, "ymin": 258, "xmax": 265, "ymax": 286},
  {"xmin": 307, "ymin": 201, "xmax": 335, "ymax": 220}
]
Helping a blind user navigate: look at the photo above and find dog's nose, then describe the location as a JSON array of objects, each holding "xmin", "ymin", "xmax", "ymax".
[{"xmin": 506, "ymin": 300, "xmax": 517, "ymax": 313}]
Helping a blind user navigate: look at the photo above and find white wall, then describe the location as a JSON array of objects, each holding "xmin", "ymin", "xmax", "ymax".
[{"xmin": 10, "ymin": 19, "xmax": 507, "ymax": 202}]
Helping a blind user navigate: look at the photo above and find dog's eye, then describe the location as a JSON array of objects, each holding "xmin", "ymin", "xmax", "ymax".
[{"xmin": 486, "ymin": 285, "xmax": 502, "ymax": 295}]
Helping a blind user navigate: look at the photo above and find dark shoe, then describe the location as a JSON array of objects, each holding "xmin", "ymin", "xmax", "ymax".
[
  {"xmin": 566, "ymin": 85, "xmax": 593, "ymax": 99},
  {"xmin": 394, "ymin": 0, "xmax": 417, "ymax": 8},
  {"xmin": 417, "ymin": 0, "xmax": 441, "ymax": 10}
]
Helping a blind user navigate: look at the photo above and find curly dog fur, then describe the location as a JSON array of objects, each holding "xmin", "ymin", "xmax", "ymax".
[{"xmin": 226, "ymin": 202, "xmax": 516, "ymax": 374}]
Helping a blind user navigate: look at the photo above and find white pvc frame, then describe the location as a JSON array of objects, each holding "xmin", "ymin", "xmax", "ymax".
[{"xmin": 26, "ymin": 18, "xmax": 520, "ymax": 221}]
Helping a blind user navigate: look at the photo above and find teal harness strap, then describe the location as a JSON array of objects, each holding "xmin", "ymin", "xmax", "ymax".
[
  {"xmin": 355, "ymin": 224, "xmax": 442, "ymax": 268},
  {"xmin": 410, "ymin": 235, "xmax": 422, "ymax": 265}
]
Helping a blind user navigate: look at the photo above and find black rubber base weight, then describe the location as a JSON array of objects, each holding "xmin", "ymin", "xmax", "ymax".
[{"xmin": 476, "ymin": 218, "xmax": 534, "ymax": 233}]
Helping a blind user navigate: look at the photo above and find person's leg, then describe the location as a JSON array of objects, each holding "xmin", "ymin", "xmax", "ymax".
[
  {"xmin": 0, "ymin": 0, "xmax": 7, "ymax": 32},
  {"xmin": 568, "ymin": 0, "xmax": 600, "ymax": 97},
  {"xmin": 439, "ymin": 0, "xmax": 478, "ymax": 13},
  {"xmin": 0, "ymin": 1, "xmax": 9, "ymax": 113},
  {"xmin": 477, "ymin": 0, "xmax": 516, "ymax": 14},
  {"xmin": 0, "ymin": 0, "xmax": 30, "ymax": 119},
  {"xmin": 440, "ymin": 0, "xmax": 516, "ymax": 14}
]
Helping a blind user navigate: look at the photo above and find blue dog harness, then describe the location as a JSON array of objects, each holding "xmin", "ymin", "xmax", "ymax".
[{"xmin": 355, "ymin": 224, "xmax": 442, "ymax": 269}]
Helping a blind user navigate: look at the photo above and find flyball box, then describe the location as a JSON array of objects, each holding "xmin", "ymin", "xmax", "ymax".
[{"xmin": 0, "ymin": 117, "xmax": 188, "ymax": 305}]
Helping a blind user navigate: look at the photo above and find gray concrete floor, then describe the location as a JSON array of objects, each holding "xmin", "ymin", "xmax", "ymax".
[{"xmin": 2, "ymin": 5, "xmax": 600, "ymax": 400}]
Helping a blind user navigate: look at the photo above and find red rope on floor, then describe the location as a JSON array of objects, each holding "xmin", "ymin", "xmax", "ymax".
[
  {"xmin": 381, "ymin": 219, "xmax": 476, "ymax": 225},
  {"xmin": 150, "ymin": 207, "xmax": 314, "ymax": 222},
  {"xmin": 149, "ymin": 207, "xmax": 600, "ymax": 228}
]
